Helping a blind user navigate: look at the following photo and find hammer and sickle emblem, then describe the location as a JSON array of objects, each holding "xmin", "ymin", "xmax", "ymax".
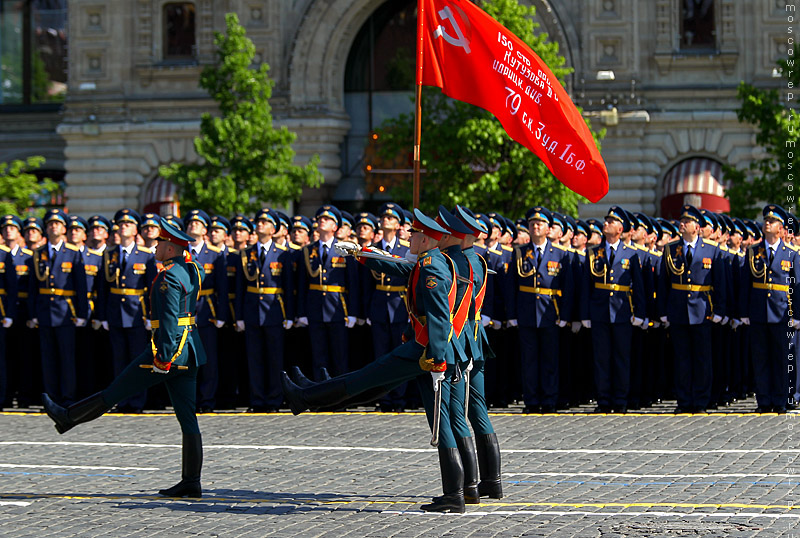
[{"xmin": 433, "ymin": 6, "xmax": 471, "ymax": 54}]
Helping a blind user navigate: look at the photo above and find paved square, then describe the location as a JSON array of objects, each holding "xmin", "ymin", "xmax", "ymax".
[{"xmin": 0, "ymin": 409, "xmax": 798, "ymax": 537}]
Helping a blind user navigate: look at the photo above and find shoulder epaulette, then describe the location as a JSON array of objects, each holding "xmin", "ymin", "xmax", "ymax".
[
  {"xmin": 786, "ymin": 243, "xmax": 800, "ymax": 252},
  {"xmin": 21, "ymin": 248, "xmax": 32, "ymax": 255},
  {"xmin": 275, "ymin": 243, "xmax": 287, "ymax": 251},
  {"xmin": 703, "ymin": 239, "xmax": 718, "ymax": 247},
  {"xmin": 552, "ymin": 242, "xmax": 566, "ymax": 251},
  {"xmin": 88, "ymin": 248, "xmax": 103, "ymax": 256},
  {"xmin": 575, "ymin": 249, "xmax": 585, "ymax": 257},
  {"xmin": 206, "ymin": 244, "xmax": 222, "ymax": 253},
  {"xmin": 64, "ymin": 243, "xmax": 79, "ymax": 251},
  {"xmin": 501, "ymin": 244, "xmax": 513, "ymax": 252},
  {"xmin": 0, "ymin": 244, "xmax": 9, "ymax": 253},
  {"xmin": 488, "ymin": 248, "xmax": 502, "ymax": 255},
  {"xmin": 718, "ymin": 244, "xmax": 729, "ymax": 252},
  {"xmin": 650, "ymin": 249, "xmax": 663, "ymax": 257},
  {"xmin": 635, "ymin": 244, "xmax": 649, "ymax": 251},
  {"xmin": 288, "ymin": 242, "xmax": 301, "ymax": 250},
  {"xmin": 399, "ymin": 239, "xmax": 410, "ymax": 247},
  {"xmin": 736, "ymin": 250, "xmax": 745, "ymax": 257},
  {"xmin": 229, "ymin": 248, "xmax": 239, "ymax": 256}
]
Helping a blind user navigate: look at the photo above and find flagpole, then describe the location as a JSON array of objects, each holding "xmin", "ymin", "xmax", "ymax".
[{"xmin": 413, "ymin": 0, "xmax": 424, "ymax": 209}]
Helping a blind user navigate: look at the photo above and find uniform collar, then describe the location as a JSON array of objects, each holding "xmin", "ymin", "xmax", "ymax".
[
  {"xmin": 11, "ymin": 244, "xmax": 19, "ymax": 256},
  {"xmin": 319, "ymin": 237, "xmax": 334, "ymax": 250},
  {"xmin": 766, "ymin": 238, "xmax": 781, "ymax": 251},
  {"xmin": 382, "ymin": 236, "xmax": 397, "ymax": 251},
  {"xmin": 606, "ymin": 239, "xmax": 620, "ymax": 251},
  {"xmin": 191, "ymin": 240, "xmax": 205, "ymax": 255},
  {"xmin": 683, "ymin": 236, "xmax": 698, "ymax": 249},
  {"xmin": 120, "ymin": 242, "xmax": 135, "ymax": 256},
  {"xmin": 50, "ymin": 240, "xmax": 64, "ymax": 253},
  {"xmin": 258, "ymin": 239, "xmax": 273, "ymax": 252}
]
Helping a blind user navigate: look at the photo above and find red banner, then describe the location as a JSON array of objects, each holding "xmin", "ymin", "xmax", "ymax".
[{"xmin": 417, "ymin": 0, "xmax": 609, "ymax": 203}]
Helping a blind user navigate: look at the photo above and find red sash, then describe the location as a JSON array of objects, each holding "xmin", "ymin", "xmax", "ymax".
[
  {"xmin": 406, "ymin": 256, "xmax": 457, "ymax": 346},
  {"xmin": 443, "ymin": 254, "xmax": 473, "ymax": 338}
]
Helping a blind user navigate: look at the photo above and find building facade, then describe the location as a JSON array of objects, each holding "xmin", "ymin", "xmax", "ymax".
[{"xmin": 0, "ymin": 0, "xmax": 791, "ymax": 218}]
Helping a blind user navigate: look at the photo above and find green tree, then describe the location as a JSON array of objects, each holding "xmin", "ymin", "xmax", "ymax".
[
  {"xmin": 376, "ymin": 0, "xmax": 603, "ymax": 217},
  {"xmin": 724, "ymin": 50, "xmax": 800, "ymax": 218},
  {"xmin": 0, "ymin": 156, "xmax": 57, "ymax": 216},
  {"xmin": 160, "ymin": 13, "xmax": 322, "ymax": 215}
]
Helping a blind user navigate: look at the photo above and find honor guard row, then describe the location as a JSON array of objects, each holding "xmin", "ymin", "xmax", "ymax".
[{"xmin": 0, "ymin": 201, "xmax": 797, "ymax": 415}]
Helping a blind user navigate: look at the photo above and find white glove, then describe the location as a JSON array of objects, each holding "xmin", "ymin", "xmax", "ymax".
[
  {"xmin": 296, "ymin": 316, "xmax": 309, "ymax": 328},
  {"xmin": 334, "ymin": 241, "xmax": 360, "ymax": 257},
  {"xmin": 557, "ymin": 320, "xmax": 567, "ymax": 328},
  {"xmin": 101, "ymin": 320, "xmax": 109, "ymax": 331},
  {"xmin": 283, "ymin": 319, "xmax": 293, "ymax": 330},
  {"xmin": 145, "ymin": 319, "xmax": 153, "ymax": 331},
  {"xmin": 507, "ymin": 319, "xmax": 518, "ymax": 328},
  {"xmin": 346, "ymin": 316, "xmax": 357, "ymax": 329},
  {"xmin": 581, "ymin": 320, "xmax": 591, "ymax": 329},
  {"xmin": 91, "ymin": 319, "xmax": 102, "ymax": 331},
  {"xmin": 711, "ymin": 314, "xmax": 723, "ymax": 324},
  {"xmin": 481, "ymin": 315, "xmax": 491, "ymax": 327},
  {"xmin": 74, "ymin": 318, "xmax": 87, "ymax": 327},
  {"xmin": 152, "ymin": 363, "xmax": 170, "ymax": 374},
  {"xmin": 790, "ymin": 319, "xmax": 799, "ymax": 329},
  {"xmin": 571, "ymin": 321, "xmax": 581, "ymax": 333},
  {"xmin": 2, "ymin": 317, "xmax": 11, "ymax": 329},
  {"xmin": 431, "ymin": 370, "xmax": 446, "ymax": 391},
  {"xmin": 652, "ymin": 320, "xmax": 661, "ymax": 329},
  {"xmin": 721, "ymin": 316, "xmax": 729, "ymax": 325},
  {"xmin": 490, "ymin": 319, "xmax": 502, "ymax": 330},
  {"xmin": 356, "ymin": 318, "xmax": 365, "ymax": 326},
  {"xmin": 366, "ymin": 318, "xmax": 372, "ymax": 326},
  {"xmin": 235, "ymin": 320, "xmax": 245, "ymax": 332},
  {"xmin": 741, "ymin": 317, "xmax": 750, "ymax": 326},
  {"xmin": 30, "ymin": 317, "xmax": 39, "ymax": 329},
  {"xmin": 730, "ymin": 319, "xmax": 742, "ymax": 330},
  {"xmin": 214, "ymin": 319, "xmax": 224, "ymax": 329},
  {"xmin": 465, "ymin": 359, "xmax": 474, "ymax": 374}
]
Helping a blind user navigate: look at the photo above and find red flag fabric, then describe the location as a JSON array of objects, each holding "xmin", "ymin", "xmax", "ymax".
[{"xmin": 418, "ymin": 0, "xmax": 609, "ymax": 203}]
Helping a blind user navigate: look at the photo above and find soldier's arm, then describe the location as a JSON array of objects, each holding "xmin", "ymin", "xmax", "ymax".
[
  {"xmin": 214, "ymin": 252, "xmax": 228, "ymax": 323},
  {"xmin": 144, "ymin": 256, "xmax": 158, "ymax": 318},
  {"xmin": 73, "ymin": 253, "xmax": 88, "ymax": 319},
  {"xmin": 578, "ymin": 255, "xmax": 591, "ymax": 321},
  {"xmin": 503, "ymin": 249, "xmax": 517, "ymax": 320},
  {"xmin": 296, "ymin": 250, "xmax": 308, "ymax": 319},
  {"xmin": 657, "ymin": 254, "xmax": 669, "ymax": 319},
  {"xmin": 360, "ymin": 256, "xmax": 412, "ymax": 278},
  {"xmin": 630, "ymin": 254, "xmax": 646, "ymax": 320},
  {"xmin": 559, "ymin": 252, "xmax": 574, "ymax": 322},
  {"xmin": 419, "ymin": 263, "xmax": 453, "ymax": 365},
  {"xmin": 712, "ymin": 248, "xmax": 726, "ymax": 318},
  {"xmin": 3, "ymin": 252, "xmax": 18, "ymax": 320},
  {"xmin": 280, "ymin": 249, "xmax": 295, "ymax": 320}
]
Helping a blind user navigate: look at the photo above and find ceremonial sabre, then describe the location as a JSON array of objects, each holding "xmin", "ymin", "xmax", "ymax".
[
  {"xmin": 139, "ymin": 364, "xmax": 188, "ymax": 370},
  {"xmin": 335, "ymin": 241, "xmax": 413, "ymax": 265},
  {"xmin": 430, "ymin": 377, "xmax": 444, "ymax": 447}
]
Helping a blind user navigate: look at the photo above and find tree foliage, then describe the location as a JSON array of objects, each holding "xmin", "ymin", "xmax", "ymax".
[
  {"xmin": 160, "ymin": 13, "xmax": 322, "ymax": 216},
  {"xmin": 376, "ymin": 0, "xmax": 603, "ymax": 217},
  {"xmin": 724, "ymin": 49, "xmax": 800, "ymax": 218},
  {"xmin": 0, "ymin": 156, "xmax": 57, "ymax": 216}
]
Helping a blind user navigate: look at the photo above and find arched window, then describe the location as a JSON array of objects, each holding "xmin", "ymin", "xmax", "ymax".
[
  {"xmin": 681, "ymin": 0, "xmax": 715, "ymax": 50},
  {"xmin": 163, "ymin": 2, "xmax": 196, "ymax": 61}
]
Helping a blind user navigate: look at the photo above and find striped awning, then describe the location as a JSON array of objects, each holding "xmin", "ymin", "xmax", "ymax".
[
  {"xmin": 662, "ymin": 158, "xmax": 728, "ymax": 197},
  {"xmin": 144, "ymin": 176, "xmax": 177, "ymax": 205}
]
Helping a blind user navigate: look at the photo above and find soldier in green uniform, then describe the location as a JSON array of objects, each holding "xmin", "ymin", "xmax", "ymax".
[{"xmin": 42, "ymin": 220, "xmax": 208, "ymax": 498}]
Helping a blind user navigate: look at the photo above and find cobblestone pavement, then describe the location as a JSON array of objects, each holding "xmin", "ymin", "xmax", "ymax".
[{"xmin": 1, "ymin": 405, "xmax": 799, "ymax": 537}]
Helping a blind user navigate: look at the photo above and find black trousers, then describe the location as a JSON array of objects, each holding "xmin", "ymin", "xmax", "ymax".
[
  {"xmin": 750, "ymin": 322, "xmax": 791, "ymax": 408},
  {"xmin": 591, "ymin": 322, "xmax": 632, "ymax": 408},
  {"xmin": 245, "ymin": 324, "xmax": 285, "ymax": 407},
  {"xmin": 308, "ymin": 321, "xmax": 348, "ymax": 380},
  {"xmin": 518, "ymin": 325, "xmax": 559, "ymax": 407},
  {"xmin": 109, "ymin": 326, "xmax": 149, "ymax": 410},
  {"xmin": 670, "ymin": 322, "xmax": 712, "ymax": 409},
  {"xmin": 40, "ymin": 325, "xmax": 77, "ymax": 405}
]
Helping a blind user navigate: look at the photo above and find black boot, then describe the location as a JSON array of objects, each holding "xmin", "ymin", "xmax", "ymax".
[
  {"xmin": 421, "ymin": 447, "xmax": 465, "ymax": 513},
  {"xmin": 456, "ymin": 436, "xmax": 480, "ymax": 504},
  {"xmin": 281, "ymin": 372, "xmax": 348, "ymax": 416},
  {"xmin": 476, "ymin": 432, "xmax": 503, "ymax": 499},
  {"xmin": 159, "ymin": 433, "xmax": 202, "ymax": 498},
  {"xmin": 291, "ymin": 366, "xmax": 315, "ymax": 388},
  {"xmin": 42, "ymin": 392, "xmax": 110, "ymax": 434}
]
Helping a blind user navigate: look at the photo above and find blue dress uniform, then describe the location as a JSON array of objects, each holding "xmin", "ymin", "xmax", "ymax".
[
  {"xmin": 283, "ymin": 209, "xmax": 468, "ymax": 513},
  {"xmin": 507, "ymin": 207, "xmax": 573, "ymax": 412},
  {"xmin": 740, "ymin": 205, "xmax": 800, "ymax": 411},
  {"xmin": 235, "ymin": 209, "xmax": 294, "ymax": 411},
  {"xmin": 96, "ymin": 210, "xmax": 158, "ymax": 412},
  {"xmin": 43, "ymin": 220, "xmax": 208, "ymax": 498},
  {"xmin": 3, "ymin": 215, "xmax": 36, "ymax": 407},
  {"xmin": 658, "ymin": 205, "xmax": 726, "ymax": 412},
  {"xmin": 365, "ymin": 203, "xmax": 411, "ymax": 411},
  {"xmin": 0, "ymin": 243, "xmax": 18, "ymax": 406},
  {"xmin": 30, "ymin": 209, "xmax": 89, "ymax": 406},
  {"xmin": 297, "ymin": 205, "xmax": 360, "ymax": 379},
  {"xmin": 184, "ymin": 210, "xmax": 228, "ymax": 412},
  {"xmin": 580, "ymin": 207, "xmax": 646, "ymax": 413}
]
